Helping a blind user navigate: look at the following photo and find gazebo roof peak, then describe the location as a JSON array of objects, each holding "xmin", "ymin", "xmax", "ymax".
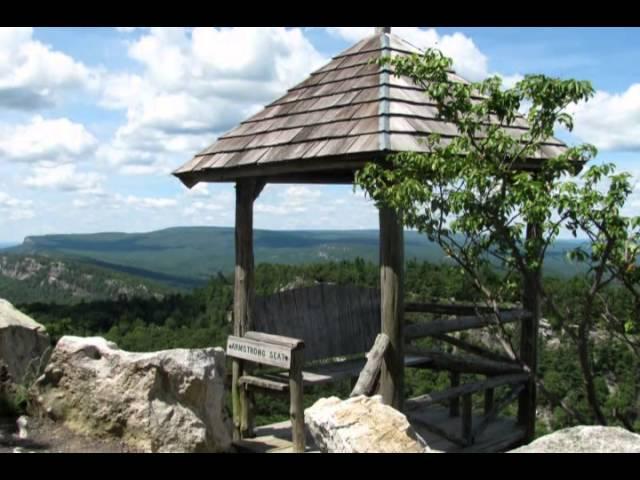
[{"xmin": 173, "ymin": 27, "xmax": 567, "ymax": 188}]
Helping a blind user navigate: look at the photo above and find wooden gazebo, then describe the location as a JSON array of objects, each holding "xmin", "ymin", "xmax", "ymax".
[{"xmin": 174, "ymin": 27, "xmax": 566, "ymax": 453}]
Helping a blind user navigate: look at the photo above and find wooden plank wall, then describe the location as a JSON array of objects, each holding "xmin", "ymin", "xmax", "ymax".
[{"xmin": 253, "ymin": 284, "xmax": 381, "ymax": 362}]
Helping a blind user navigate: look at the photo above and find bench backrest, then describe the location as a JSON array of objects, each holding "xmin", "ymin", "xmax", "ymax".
[{"xmin": 253, "ymin": 284, "xmax": 381, "ymax": 363}]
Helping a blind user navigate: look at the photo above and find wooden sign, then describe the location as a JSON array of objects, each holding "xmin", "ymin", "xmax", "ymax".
[{"xmin": 226, "ymin": 335, "xmax": 292, "ymax": 369}]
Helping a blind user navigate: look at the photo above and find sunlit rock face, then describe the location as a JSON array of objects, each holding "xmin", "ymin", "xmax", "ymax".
[
  {"xmin": 305, "ymin": 395, "xmax": 437, "ymax": 453},
  {"xmin": 34, "ymin": 336, "xmax": 232, "ymax": 452}
]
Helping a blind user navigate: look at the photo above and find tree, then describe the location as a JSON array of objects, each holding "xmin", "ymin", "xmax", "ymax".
[{"xmin": 355, "ymin": 49, "xmax": 639, "ymax": 429}]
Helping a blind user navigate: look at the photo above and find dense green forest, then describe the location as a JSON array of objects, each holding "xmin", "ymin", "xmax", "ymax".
[{"xmin": 17, "ymin": 258, "xmax": 639, "ymax": 434}]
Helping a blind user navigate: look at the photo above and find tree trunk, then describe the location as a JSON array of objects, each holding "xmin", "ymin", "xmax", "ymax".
[
  {"xmin": 578, "ymin": 295, "xmax": 608, "ymax": 425},
  {"xmin": 517, "ymin": 222, "xmax": 542, "ymax": 442}
]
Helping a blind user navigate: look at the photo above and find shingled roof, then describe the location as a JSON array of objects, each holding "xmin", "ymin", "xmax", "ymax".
[{"xmin": 173, "ymin": 29, "xmax": 568, "ymax": 188}]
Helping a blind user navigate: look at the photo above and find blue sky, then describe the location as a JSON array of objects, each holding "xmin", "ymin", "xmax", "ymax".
[{"xmin": 0, "ymin": 27, "xmax": 639, "ymax": 243}]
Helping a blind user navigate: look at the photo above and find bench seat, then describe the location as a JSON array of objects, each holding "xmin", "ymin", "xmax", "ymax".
[{"xmin": 239, "ymin": 354, "xmax": 432, "ymax": 391}]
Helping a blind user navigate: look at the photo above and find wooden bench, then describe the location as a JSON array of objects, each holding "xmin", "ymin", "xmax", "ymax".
[{"xmin": 226, "ymin": 283, "xmax": 431, "ymax": 452}]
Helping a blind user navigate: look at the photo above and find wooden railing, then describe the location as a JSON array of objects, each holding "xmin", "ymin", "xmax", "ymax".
[{"xmin": 403, "ymin": 302, "xmax": 530, "ymax": 448}]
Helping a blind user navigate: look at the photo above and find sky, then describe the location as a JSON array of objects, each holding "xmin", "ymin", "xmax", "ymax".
[{"xmin": 0, "ymin": 27, "xmax": 639, "ymax": 243}]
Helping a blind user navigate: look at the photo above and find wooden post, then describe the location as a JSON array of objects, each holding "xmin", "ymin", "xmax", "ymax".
[
  {"xmin": 449, "ymin": 372, "xmax": 460, "ymax": 417},
  {"xmin": 289, "ymin": 347, "xmax": 305, "ymax": 453},
  {"xmin": 379, "ymin": 206, "xmax": 404, "ymax": 410},
  {"xmin": 232, "ymin": 178, "xmax": 262, "ymax": 440},
  {"xmin": 517, "ymin": 221, "xmax": 542, "ymax": 442},
  {"xmin": 462, "ymin": 393, "xmax": 473, "ymax": 444},
  {"xmin": 484, "ymin": 388, "xmax": 494, "ymax": 415}
]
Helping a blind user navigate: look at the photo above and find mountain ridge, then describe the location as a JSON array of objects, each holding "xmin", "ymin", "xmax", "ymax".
[{"xmin": 3, "ymin": 226, "xmax": 586, "ymax": 292}]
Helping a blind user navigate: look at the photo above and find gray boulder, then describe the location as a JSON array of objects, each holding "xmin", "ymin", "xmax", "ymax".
[
  {"xmin": 34, "ymin": 336, "xmax": 232, "ymax": 452},
  {"xmin": 510, "ymin": 426, "xmax": 640, "ymax": 453},
  {"xmin": 0, "ymin": 299, "xmax": 50, "ymax": 384}
]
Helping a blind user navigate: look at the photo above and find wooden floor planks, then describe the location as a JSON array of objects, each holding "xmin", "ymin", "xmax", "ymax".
[
  {"xmin": 232, "ymin": 406, "xmax": 525, "ymax": 453},
  {"xmin": 233, "ymin": 420, "xmax": 321, "ymax": 453}
]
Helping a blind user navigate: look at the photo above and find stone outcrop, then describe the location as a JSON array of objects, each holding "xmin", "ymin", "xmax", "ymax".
[
  {"xmin": 509, "ymin": 426, "xmax": 640, "ymax": 453},
  {"xmin": 305, "ymin": 395, "xmax": 435, "ymax": 453},
  {"xmin": 34, "ymin": 336, "xmax": 232, "ymax": 452},
  {"xmin": 0, "ymin": 299, "xmax": 50, "ymax": 384}
]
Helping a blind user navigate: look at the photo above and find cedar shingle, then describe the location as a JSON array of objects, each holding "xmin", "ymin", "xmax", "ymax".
[{"xmin": 174, "ymin": 30, "xmax": 570, "ymax": 183}]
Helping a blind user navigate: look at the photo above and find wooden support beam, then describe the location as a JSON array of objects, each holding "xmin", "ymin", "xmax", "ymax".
[
  {"xmin": 408, "ymin": 415, "xmax": 468, "ymax": 448},
  {"xmin": 484, "ymin": 388, "xmax": 495, "ymax": 415},
  {"xmin": 405, "ymin": 373, "xmax": 529, "ymax": 411},
  {"xmin": 405, "ymin": 309, "xmax": 530, "ymax": 339},
  {"xmin": 379, "ymin": 207, "xmax": 404, "ymax": 410},
  {"xmin": 239, "ymin": 375, "xmax": 290, "ymax": 392},
  {"xmin": 232, "ymin": 178, "xmax": 262, "ymax": 440},
  {"xmin": 243, "ymin": 331, "xmax": 304, "ymax": 350},
  {"xmin": 239, "ymin": 386, "xmax": 254, "ymax": 437},
  {"xmin": 449, "ymin": 372, "xmax": 460, "ymax": 417},
  {"xmin": 404, "ymin": 346, "xmax": 525, "ymax": 375},
  {"xmin": 405, "ymin": 302, "xmax": 519, "ymax": 316},
  {"xmin": 289, "ymin": 348, "xmax": 305, "ymax": 453},
  {"xmin": 518, "ymin": 221, "xmax": 543, "ymax": 442},
  {"xmin": 462, "ymin": 394, "xmax": 473, "ymax": 444},
  {"xmin": 431, "ymin": 333, "xmax": 517, "ymax": 365},
  {"xmin": 473, "ymin": 384, "xmax": 524, "ymax": 443},
  {"xmin": 351, "ymin": 333, "xmax": 390, "ymax": 397}
]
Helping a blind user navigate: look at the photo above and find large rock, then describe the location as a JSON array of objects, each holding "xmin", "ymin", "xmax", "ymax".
[
  {"xmin": 0, "ymin": 299, "xmax": 50, "ymax": 384},
  {"xmin": 305, "ymin": 395, "xmax": 434, "ymax": 453},
  {"xmin": 34, "ymin": 336, "xmax": 232, "ymax": 452},
  {"xmin": 510, "ymin": 426, "xmax": 640, "ymax": 453}
]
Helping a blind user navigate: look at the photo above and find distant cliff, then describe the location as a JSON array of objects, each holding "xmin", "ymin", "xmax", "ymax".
[
  {"xmin": 0, "ymin": 254, "xmax": 168, "ymax": 304},
  {"xmin": 4, "ymin": 226, "xmax": 585, "ymax": 290}
]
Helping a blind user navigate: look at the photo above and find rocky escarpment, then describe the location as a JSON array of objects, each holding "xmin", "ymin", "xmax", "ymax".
[{"xmin": 0, "ymin": 254, "xmax": 165, "ymax": 304}]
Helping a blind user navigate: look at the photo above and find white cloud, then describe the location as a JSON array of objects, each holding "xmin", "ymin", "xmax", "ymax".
[
  {"xmin": 187, "ymin": 183, "xmax": 210, "ymax": 197},
  {"xmin": 0, "ymin": 191, "xmax": 35, "ymax": 221},
  {"xmin": 0, "ymin": 116, "xmax": 97, "ymax": 164},
  {"xmin": 251, "ymin": 185, "xmax": 378, "ymax": 229},
  {"xmin": 99, "ymin": 72, "xmax": 146, "ymax": 110},
  {"xmin": 569, "ymin": 84, "xmax": 640, "ymax": 151},
  {"xmin": 183, "ymin": 200, "xmax": 225, "ymax": 216},
  {"xmin": 254, "ymin": 204, "xmax": 290, "ymax": 216},
  {"xmin": 71, "ymin": 192, "xmax": 183, "ymax": 212},
  {"xmin": 23, "ymin": 164, "xmax": 103, "ymax": 193},
  {"xmin": 326, "ymin": 27, "xmax": 489, "ymax": 81},
  {"xmin": 182, "ymin": 189, "xmax": 235, "ymax": 218},
  {"xmin": 114, "ymin": 194, "xmax": 177, "ymax": 209},
  {"xmin": 72, "ymin": 197, "xmax": 93, "ymax": 208},
  {"xmin": 0, "ymin": 27, "xmax": 97, "ymax": 110},
  {"xmin": 99, "ymin": 27, "xmax": 327, "ymax": 176},
  {"xmin": 281, "ymin": 185, "xmax": 322, "ymax": 210},
  {"xmin": 324, "ymin": 27, "xmax": 373, "ymax": 43},
  {"xmin": 255, "ymin": 186, "xmax": 323, "ymax": 216},
  {"xmin": 499, "ymin": 73, "xmax": 524, "ymax": 90}
]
